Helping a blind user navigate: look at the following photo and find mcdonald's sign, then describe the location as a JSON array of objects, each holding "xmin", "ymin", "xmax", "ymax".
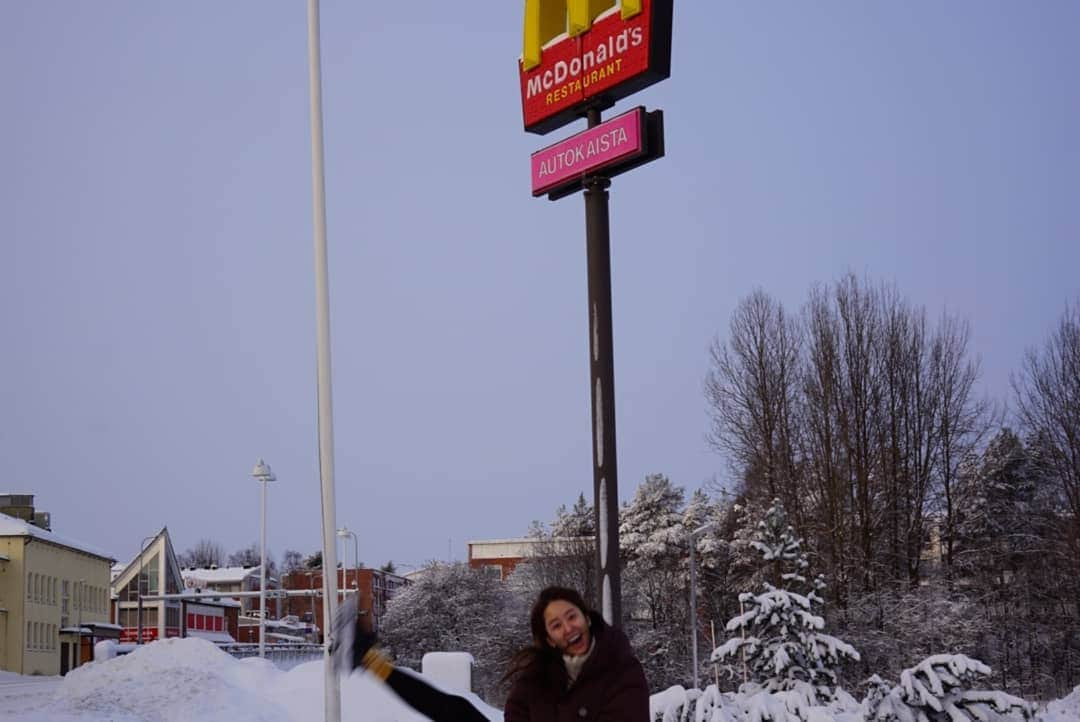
[{"xmin": 519, "ymin": 0, "xmax": 673, "ymax": 135}]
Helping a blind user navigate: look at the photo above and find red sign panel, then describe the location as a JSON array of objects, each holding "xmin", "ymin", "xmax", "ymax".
[
  {"xmin": 120, "ymin": 627, "xmax": 159, "ymax": 643},
  {"xmin": 520, "ymin": 1, "xmax": 673, "ymax": 135}
]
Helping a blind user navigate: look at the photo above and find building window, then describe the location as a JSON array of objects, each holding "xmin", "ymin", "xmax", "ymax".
[
  {"xmin": 119, "ymin": 606, "xmax": 158, "ymax": 629},
  {"xmin": 61, "ymin": 580, "xmax": 70, "ymax": 627},
  {"xmin": 166, "ymin": 605, "xmax": 180, "ymax": 630}
]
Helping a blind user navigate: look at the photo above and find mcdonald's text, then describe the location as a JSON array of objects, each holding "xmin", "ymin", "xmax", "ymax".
[{"xmin": 519, "ymin": 0, "xmax": 672, "ymax": 135}]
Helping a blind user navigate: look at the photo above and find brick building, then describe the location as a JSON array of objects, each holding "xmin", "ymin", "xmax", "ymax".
[
  {"xmin": 281, "ymin": 567, "xmax": 408, "ymax": 637},
  {"xmin": 466, "ymin": 536, "xmax": 594, "ymax": 580}
]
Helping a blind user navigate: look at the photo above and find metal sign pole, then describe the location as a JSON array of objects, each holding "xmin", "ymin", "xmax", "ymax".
[{"xmin": 583, "ymin": 107, "xmax": 623, "ymax": 628}]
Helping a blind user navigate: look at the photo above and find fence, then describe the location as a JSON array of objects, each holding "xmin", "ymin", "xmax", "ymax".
[{"xmin": 220, "ymin": 643, "xmax": 326, "ymax": 671}]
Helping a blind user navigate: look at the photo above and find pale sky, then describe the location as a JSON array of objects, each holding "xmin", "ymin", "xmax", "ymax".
[{"xmin": 3, "ymin": 2, "xmax": 1078, "ymax": 572}]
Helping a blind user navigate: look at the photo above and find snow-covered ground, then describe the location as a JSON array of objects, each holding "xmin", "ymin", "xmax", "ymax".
[
  {"xmin": 1047, "ymin": 688, "xmax": 1080, "ymax": 722},
  {"xmin": 1, "ymin": 638, "xmax": 1077, "ymax": 722},
  {"xmin": 0, "ymin": 638, "xmax": 500, "ymax": 722}
]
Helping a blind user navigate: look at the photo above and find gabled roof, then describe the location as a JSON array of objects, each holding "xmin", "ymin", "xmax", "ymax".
[
  {"xmin": 0, "ymin": 512, "xmax": 114, "ymax": 562},
  {"xmin": 111, "ymin": 527, "xmax": 183, "ymax": 594}
]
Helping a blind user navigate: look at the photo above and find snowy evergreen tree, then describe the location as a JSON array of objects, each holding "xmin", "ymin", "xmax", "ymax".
[
  {"xmin": 711, "ymin": 500, "xmax": 859, "ymax": 702},
  {"xmin": 863, "ymin": 654, "xmax": 1035, "ymax": 722},
  {"xmin": 619, "ymin": 474, "xmax": 694, "ymax": 690},
  {"xmin": 620, "ymin": 474, "xmax": 689, "ymax": 629},
  {"xmin": 953, "ymin": 429, "xmax": 1043, "ymax": 582},
  {"xmin": 551, "ymin": 492, "xmax": 595, "ymax": 537},
  {"xmin": 380, "ymin": 562, "xmax": 525, "ymax": 704}
]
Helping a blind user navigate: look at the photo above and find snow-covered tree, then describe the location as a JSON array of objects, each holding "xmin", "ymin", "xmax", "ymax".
[
  {"xmin": 508, "ymin": 491, "xmax": 597, "ymax": 604},
  {"xmin": 551, "ymin": 492, "xmax": 595, "ymax": 537},
  {"xmin": 712, "ymin": 500, "xmax": 859, "ymax": 702},
  {"xmin": 953, "ymin": 429, "xmax": 1044, "ymax": 582},
  {"xmin": 620, "ymin": 474, "xmax": 688, "ymax": 627},
  {"xmin": 1013, "ymin": 299, "xmax": 1080, "ymax": 564},
  {"xmin": 380, "ymin": 562, "xmax": 525, "ymax": 704},
  {"xmin": 620, "ymin": 474, "xmax": 693, "ymax": 688},
  {"xmin": 863, "ymin": 654, "xmax": 1035, "ymax": 722}
]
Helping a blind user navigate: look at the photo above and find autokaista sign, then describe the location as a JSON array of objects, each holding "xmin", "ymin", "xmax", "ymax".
[
  {"xmin": 531, "ymin": 106, "xmax": 664, "ymax": 198},
  {"xmin": 520, "ymin": 0, "xmax": 673, "ymax": 135}
]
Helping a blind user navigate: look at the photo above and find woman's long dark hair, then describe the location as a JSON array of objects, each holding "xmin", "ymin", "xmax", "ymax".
[{"xmin": 504, "ymin": 586, "xmax": 602, "ymax": 687}]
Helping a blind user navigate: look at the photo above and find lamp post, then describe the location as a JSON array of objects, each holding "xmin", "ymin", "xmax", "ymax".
[
  {"xmin": 336, "ymin": 528, "xmax": 358, "ymax": 598},
  {"xmin": 252, "ymin": 459, "xmax": 276, "ymax": 658},
  {"xmin": 689, "ymin": 521, "xmax": 718, "ymax": 690}
]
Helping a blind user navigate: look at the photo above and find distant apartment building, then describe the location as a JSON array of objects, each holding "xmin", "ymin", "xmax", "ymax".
[
  {"xmin": 0, "ymin": 494, "xmax": 116, "ymax": 676},
  {"xmin": 181, "ymin": 565, "xmax": 280, "ymax": 619}
]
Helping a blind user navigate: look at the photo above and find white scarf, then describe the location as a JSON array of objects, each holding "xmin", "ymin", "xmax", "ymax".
[{"xmin": 562, "ymin": 637, "xmax": 596, "ymax": 686}]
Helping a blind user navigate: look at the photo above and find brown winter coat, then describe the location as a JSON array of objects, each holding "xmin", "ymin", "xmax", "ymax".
[{"xmin": 503, "ymin": 613, "xmax": 649, "ymax": 722}]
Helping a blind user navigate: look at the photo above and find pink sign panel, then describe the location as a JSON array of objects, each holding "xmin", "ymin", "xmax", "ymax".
[{"xmin": 531, "ymin": 108, "xmax": 645, "ymax": 196}]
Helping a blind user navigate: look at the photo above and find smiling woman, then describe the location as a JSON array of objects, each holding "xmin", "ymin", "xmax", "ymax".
[
  {"xmin": 338, "ymin": 586, "xmax": 648, "ymax": 722},
  {"xmin": 503, "ymin": 586, "xmax": 649, "ymax": 722}
]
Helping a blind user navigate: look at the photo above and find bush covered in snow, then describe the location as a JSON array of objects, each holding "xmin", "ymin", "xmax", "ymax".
[{"xmin": 862, "ymin": 654, "xmax": 1035, "ymax": 722}]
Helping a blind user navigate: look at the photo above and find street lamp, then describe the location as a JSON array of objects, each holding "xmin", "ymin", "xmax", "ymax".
[
  {"xmin": 689, "ymin": 520, "xmax": 718, "ymax": 690},
  {"xmin": 336, "ymin": 528, "xmax": 358, "ymax": 597},
  {"xmin": 252, "ymin": 458, "xmax": 276, "ymax": 658}
]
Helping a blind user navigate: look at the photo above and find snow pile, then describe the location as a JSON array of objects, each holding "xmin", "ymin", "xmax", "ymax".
[
  {"xmin": 5, "ymin": 637, "xmax": 500, "ymax": 722},
  {"xmin": 649, "ymin": 683, "xmax": 862, "ymax": 722},
  {"xmin": 53, "ymin": 637, "xmax": 293, "ymax": 722},
  {"xmin": 421, "ymin": 652, "xmax": 474, "ymax": 695},
  {"xmin": 1044, "ymin": 686, "xmax": 1080, "ymax": 722}
]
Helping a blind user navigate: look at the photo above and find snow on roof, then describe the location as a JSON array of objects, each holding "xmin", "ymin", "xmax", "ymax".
[
  {"xmin": 181, "ymin": 566, "xmax": 266, "ymax": 584},
  {"xmin": 0, "ymin": 512, "xmax": 114, "ymax": 562}
]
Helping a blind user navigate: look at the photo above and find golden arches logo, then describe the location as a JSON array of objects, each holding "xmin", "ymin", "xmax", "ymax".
[{"xmin": 523, "ymin": 0, "xmax": 643, "ymax": 71}]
